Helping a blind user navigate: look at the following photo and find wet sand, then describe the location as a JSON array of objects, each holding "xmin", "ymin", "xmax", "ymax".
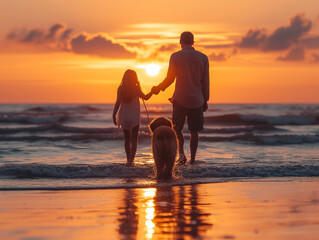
[{"xmin": 1, "ymin": 178, "xmax": 319, "ymax": 240}]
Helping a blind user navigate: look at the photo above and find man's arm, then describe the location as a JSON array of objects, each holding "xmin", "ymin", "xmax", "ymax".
[
  {"xmin": 202, "ymin": 56, "xmax": 210, "ymax": 112},
  {"xmin": 153, "ymin": 54, "xmax": 176, "ymax": 94},
  {"xmin": 202, "ymin": 56, "xmax": 210, "ymax": 101}
]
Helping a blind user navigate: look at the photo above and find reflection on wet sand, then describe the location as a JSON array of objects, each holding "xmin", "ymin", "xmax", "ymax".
[
  {"xmin": 118, "ymin": 185, "xmax": 213, "ymax": 239},
  {"xmin": 143, "ymin": 188, "xmax": 156, "ymax": 239},
  {"xmin": 118, "ymin": 188, "xmax": 139, "ymax": 240}
]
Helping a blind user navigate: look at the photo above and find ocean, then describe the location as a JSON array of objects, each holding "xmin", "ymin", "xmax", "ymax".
[{"xmin": 0, "ymin": 103, "xmax": 318, "ymax": 190}]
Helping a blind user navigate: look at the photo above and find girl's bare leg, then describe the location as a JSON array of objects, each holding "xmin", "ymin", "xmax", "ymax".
[
  {"xmin": 123, "ymin": 129, "xmax": 131, "ymax": 163},
  {"xmin": 130, "ymin": 125, "xmax": 139, "ymax": 163}
]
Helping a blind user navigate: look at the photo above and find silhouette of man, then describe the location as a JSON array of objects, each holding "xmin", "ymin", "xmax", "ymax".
[{"xmin": 152, "ymin": 32, "xmax": 210, "ymax": 164}]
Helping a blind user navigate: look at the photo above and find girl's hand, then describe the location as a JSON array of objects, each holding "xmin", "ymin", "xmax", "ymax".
[{"xmin": 113, "ymin": 115, "xmax": 117, "ymax": 126}]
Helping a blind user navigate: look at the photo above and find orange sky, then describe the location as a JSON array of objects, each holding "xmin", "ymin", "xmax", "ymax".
[{"xmin": 0, "ymin": 0, "xmax": 319, "ymax": 103}]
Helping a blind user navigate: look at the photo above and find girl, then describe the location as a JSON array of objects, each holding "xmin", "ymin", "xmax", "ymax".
[{"xmin": 113, "ymin": 69, "xmax": 153, "ymax": 165}]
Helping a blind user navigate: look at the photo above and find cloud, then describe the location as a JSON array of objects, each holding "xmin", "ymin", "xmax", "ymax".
[
  {"xmin": 60, "ymin": 29, "xmax": 73, "ymax": 41},
  {"xmin": 209, "ymin": 52, "xmax": 229, "ymax": 61},
  {"xmin": 313, "ymin": 53, "xmax": 319, "ymax": 62},
  {"xmin": 239, "ymin": 29, "xmax": 266, "ymax": 48},
  {"xmin": 6, "ymin": 23, "xmax": 136, "ymax": 59},
  {"xmin": 277, "ymin": 45, "xmax": 305, "ymax": 61},
  {"xmin": 239, "ymin": 14, "xmax": 312, "ymax": 51},
  {"xmin": 203, "ymin": 43, "xmax": 235, "ymax": 49},
  {"xmin": 7, "ymin": 23, "xmax": 72, "ymax": 44},
  {"xmin": 46, "ymin": 24, "xmax": 65, "ymax": 40},
  {"xmin": 157, "ymin": 44, "xmax": 178, "ymax": 52},
  {"xmin": 301, "ymin": 36, "xmax": 319, "ymax": 49},
  {"xmin": 22, "ymin": 29, "xmax": 45, "ymax": 43},
  {"xmin": 265, "ymin": 14, "xmax": 312, "ymax": 51},
  {"xmin": 70, "ymin": 34, "xmax": 136, "ymax": 58}
]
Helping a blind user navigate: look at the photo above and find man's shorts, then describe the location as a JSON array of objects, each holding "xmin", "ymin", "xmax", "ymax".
[{"xmin": 172, "ymin": 100, "xmax": 204, "ymax": 132}]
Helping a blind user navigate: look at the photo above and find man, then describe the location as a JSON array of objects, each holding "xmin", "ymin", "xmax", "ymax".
[{"xmin": 152, "ymin": 31, "xmax": 210, "ymax": 165}]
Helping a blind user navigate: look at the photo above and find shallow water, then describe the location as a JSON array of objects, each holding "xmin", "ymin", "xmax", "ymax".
[{"xmin": 0, "ymin": 103, "xmax": 318, "ymax": 190}]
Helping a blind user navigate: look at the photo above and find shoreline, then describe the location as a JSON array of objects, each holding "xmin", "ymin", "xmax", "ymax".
[
  {"xmin": 1, "ymin": 176, "xmax": 318, "ymax": 192},
  {"xmin": 1, "ymin": 178, "xmax": 319, "ymax": 239}
]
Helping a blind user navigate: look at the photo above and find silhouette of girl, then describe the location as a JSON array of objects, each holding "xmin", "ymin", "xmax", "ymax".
[{"xmin": 113, "ymin": 69, "xmax": 152, "ymax": 165}]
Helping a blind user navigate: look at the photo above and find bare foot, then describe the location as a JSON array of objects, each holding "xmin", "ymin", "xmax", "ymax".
[
  {"xmin": 189, "ymin": 160, "xmax": 196, "ymax": 165},
  {"xmin": 177, "ymin": 155, "xmax": 187, "ymax": 165},
  {"xmin": 126, "ymin": 161, "xmax": 135, "ymax": 167}
]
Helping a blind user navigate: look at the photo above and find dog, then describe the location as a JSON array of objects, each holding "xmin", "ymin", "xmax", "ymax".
[{"xmin": 149, "ymin": 117, "xmax": 178, "ymax": 180}]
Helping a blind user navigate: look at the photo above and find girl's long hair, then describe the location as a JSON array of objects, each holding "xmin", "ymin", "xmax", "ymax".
[{"xmin": 119, "ymin": 69, "xmax": 141, "ymax": 103}]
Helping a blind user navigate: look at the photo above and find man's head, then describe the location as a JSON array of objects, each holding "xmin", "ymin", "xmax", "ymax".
[{"xmin": 180, "ymin": 32, "xmax": 194, "ymax": 47}]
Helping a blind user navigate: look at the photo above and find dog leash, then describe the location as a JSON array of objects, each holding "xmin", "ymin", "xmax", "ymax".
[{"xmin": 142, "ymin": 99, "xmax": 150, "ymax": 125}]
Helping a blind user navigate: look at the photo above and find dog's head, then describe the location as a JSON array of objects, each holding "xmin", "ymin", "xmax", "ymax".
[{"xmin": 149, "ymin": 117, "xmax": 173, "ymax": 134}]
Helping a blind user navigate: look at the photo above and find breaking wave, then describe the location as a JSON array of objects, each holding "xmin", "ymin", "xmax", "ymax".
[
  {"xmin": 0, "ymin": 132, "xmax": 318, "ymax": 145},
  {"xmin": 1, "ymin": 163, "xmax": 318, "ymax": 180},
  {"xmin": 205, "ymin": 113, "xmax": 319, "ymax": 125}
]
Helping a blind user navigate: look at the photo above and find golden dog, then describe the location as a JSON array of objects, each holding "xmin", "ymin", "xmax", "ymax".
[{"xmin": 149, "ymin": 117, "xmax": 178, "ymax": 180}]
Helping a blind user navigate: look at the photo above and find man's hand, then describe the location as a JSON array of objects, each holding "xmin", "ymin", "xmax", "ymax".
[
  {"xmin": 151, "ymin": 86, "xmax": 160, "ymax": 95},
  {"xmin": 203, "ymin": 101, "xmax": 208, "ymax": 112},
  {"xmin": 113, "ymin": 115, "xmax": 117, "ymax": 126}
]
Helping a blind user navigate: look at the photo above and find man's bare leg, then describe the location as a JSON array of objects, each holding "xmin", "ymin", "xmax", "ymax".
[
  {"xmin": 190, "ymin": 131, "xmax": 199, "ymax": 164},
  {"xmin": 175, "ymin": 129, "xmax": 187, "ymax": 164}
]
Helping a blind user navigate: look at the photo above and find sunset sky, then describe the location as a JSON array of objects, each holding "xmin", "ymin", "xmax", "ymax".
[{"xmin": 0, "ymin": 0, "xmax": 319, "ymax": 103}]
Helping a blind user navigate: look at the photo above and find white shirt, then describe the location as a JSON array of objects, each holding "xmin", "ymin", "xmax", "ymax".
[{"xmin": 158, "ymin": 46, "xmax": 210, "ymax": 109}]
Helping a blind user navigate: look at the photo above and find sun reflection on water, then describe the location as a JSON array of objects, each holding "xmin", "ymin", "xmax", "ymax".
[
  {"xmin": 118, "ymin": 186, "xmax": 213, "ymax": 239},
  {"xmin": 143, "ymin": 188, "xmax": 156, "ymax": 239}
]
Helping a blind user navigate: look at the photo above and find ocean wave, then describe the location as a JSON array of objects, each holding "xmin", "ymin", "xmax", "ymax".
[
  {"xmin": 0, "ymin": 125, "xmax": 55, "ymax": 133},
  {"xmin": 2, "ymin": 107, "xmax": 318, "ymax": 127},
  {"xmin": 0, "ymin": 163, "xmax": 154, "ymax": 179},
  {"xmin": 205, "ymin": 113, "xmax": 318, "ymax": 126},
  {"xmin": 182, "ymin": 165, "xmax": 319, "ymax": 178},
  {"xmin": 1, "ymin": 163, "xmax": 318, "ymax": 179},
  {"xmin": 0, "ymin": 132, "xmax": 318, "ymax": 145},
  {"xmin": 55, "ymin": 125, "xmax": 117, "ymax": 133},
  {"xmin": 0, "ymin": 114, "xmax": 68, "ymax": 124},
  {"xmin": 201, "ymin": 125, "xmax": 283, "ymax": 134},
  {"xmin": 0, "ymin": 133, "xmax": 121, "ymax": 141},
  {"xmin": 141, "ymin": 110, "xmax": 172, "ymax": 115},
  {"xmin": 200, "ymin": 133, "xmax": 319, "ymax": 144},
  {"xmin": 27, "ymin": 105, "xmax": 103, "ymax": 113},
  {"xmin": 0, "ymin": 123, "xmax": 281, "ymax": 135},
  {"xmin": 0, "ymin": 125, "xmax": 118, "ymax": 134}
]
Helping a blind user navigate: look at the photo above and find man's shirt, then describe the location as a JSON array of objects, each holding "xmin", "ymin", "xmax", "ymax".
[{"xmin": 158, "ymin": 46, "xmax": 210, "ymax": 109}]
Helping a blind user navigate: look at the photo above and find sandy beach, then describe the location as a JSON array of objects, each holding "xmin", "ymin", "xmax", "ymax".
[{"xmin": 1, "ymin": 178, "xmax": 319, "ymax": 240}]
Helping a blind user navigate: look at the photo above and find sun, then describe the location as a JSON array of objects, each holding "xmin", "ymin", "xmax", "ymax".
[{"xmin": 144, "ymin": 64, "xmax": 161, "ymax": 77}]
